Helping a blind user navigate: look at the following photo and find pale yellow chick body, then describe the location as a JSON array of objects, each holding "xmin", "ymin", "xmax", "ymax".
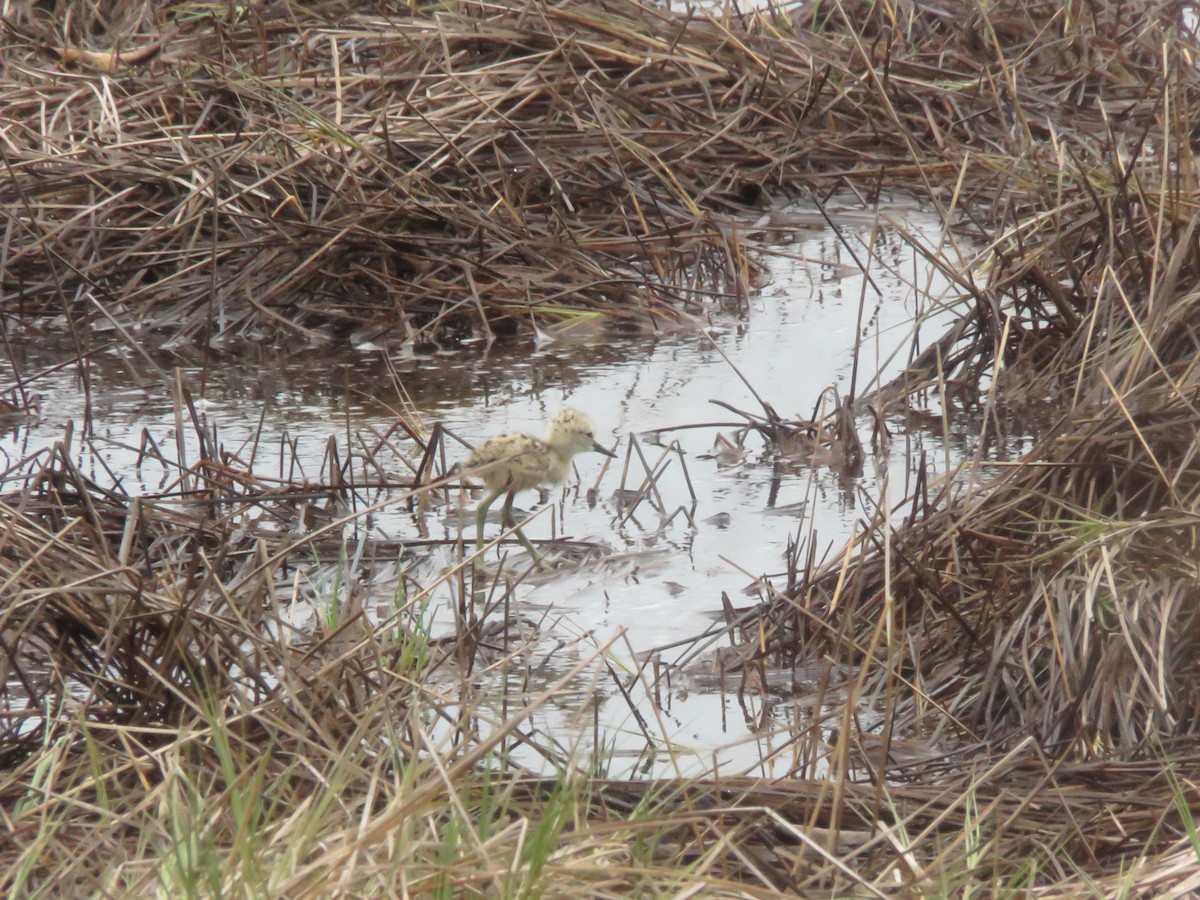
[{"xmin": 464, "ymin": 409, "xmax": 616, "ymax": 563}]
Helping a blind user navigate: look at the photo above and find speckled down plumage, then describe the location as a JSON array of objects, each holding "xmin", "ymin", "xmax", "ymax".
[
  {"xmin": 464, "ymin": 409, "xmax": 610, "ymax": 493},
  {"xmin": 464, "ymin": 408, "xmax": 617, "ymax": 560},
  {"xmin": 464, "ymin": 432, "xmax": 561, "ymax": 493}
]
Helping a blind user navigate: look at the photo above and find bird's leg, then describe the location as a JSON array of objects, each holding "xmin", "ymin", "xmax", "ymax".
[
  {"xmin": 475, "ymin": 487, "xmax": 505, "ymax": 553},
  {"xmin": 501, "ymin": 490, "xmax": 544, "ymax": 567}
]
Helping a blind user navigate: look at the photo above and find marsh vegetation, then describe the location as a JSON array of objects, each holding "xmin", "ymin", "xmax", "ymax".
[{"xmin": 3, "ymin": 0, "xmax": 1200, "ymax": 895}]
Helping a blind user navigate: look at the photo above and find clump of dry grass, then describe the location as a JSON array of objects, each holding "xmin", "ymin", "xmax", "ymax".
[
  {"xmin": 717, "ymin": 0, "xmax": 1200, "ymax": 894},
  {"xmin": 2, "ymin": 0, "xmax": 776, "ymax": 344},
  {"xmin": 750, "ymin": 0, "xmax": 1200, "ymax": 746},
  {"xmin": 3, "ymin": 0, "xmax": 1192, "ymax": 347}
]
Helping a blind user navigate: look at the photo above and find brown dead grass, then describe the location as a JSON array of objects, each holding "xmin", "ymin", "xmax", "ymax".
[{"xmin": 4, "ymin": 0, "xmax": 1200, "ymax": 896}]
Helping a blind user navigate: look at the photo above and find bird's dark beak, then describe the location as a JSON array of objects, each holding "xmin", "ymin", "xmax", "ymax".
[{"xmin": 593, "ymin": 440, "xmax": 618, "ymax": 458}]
